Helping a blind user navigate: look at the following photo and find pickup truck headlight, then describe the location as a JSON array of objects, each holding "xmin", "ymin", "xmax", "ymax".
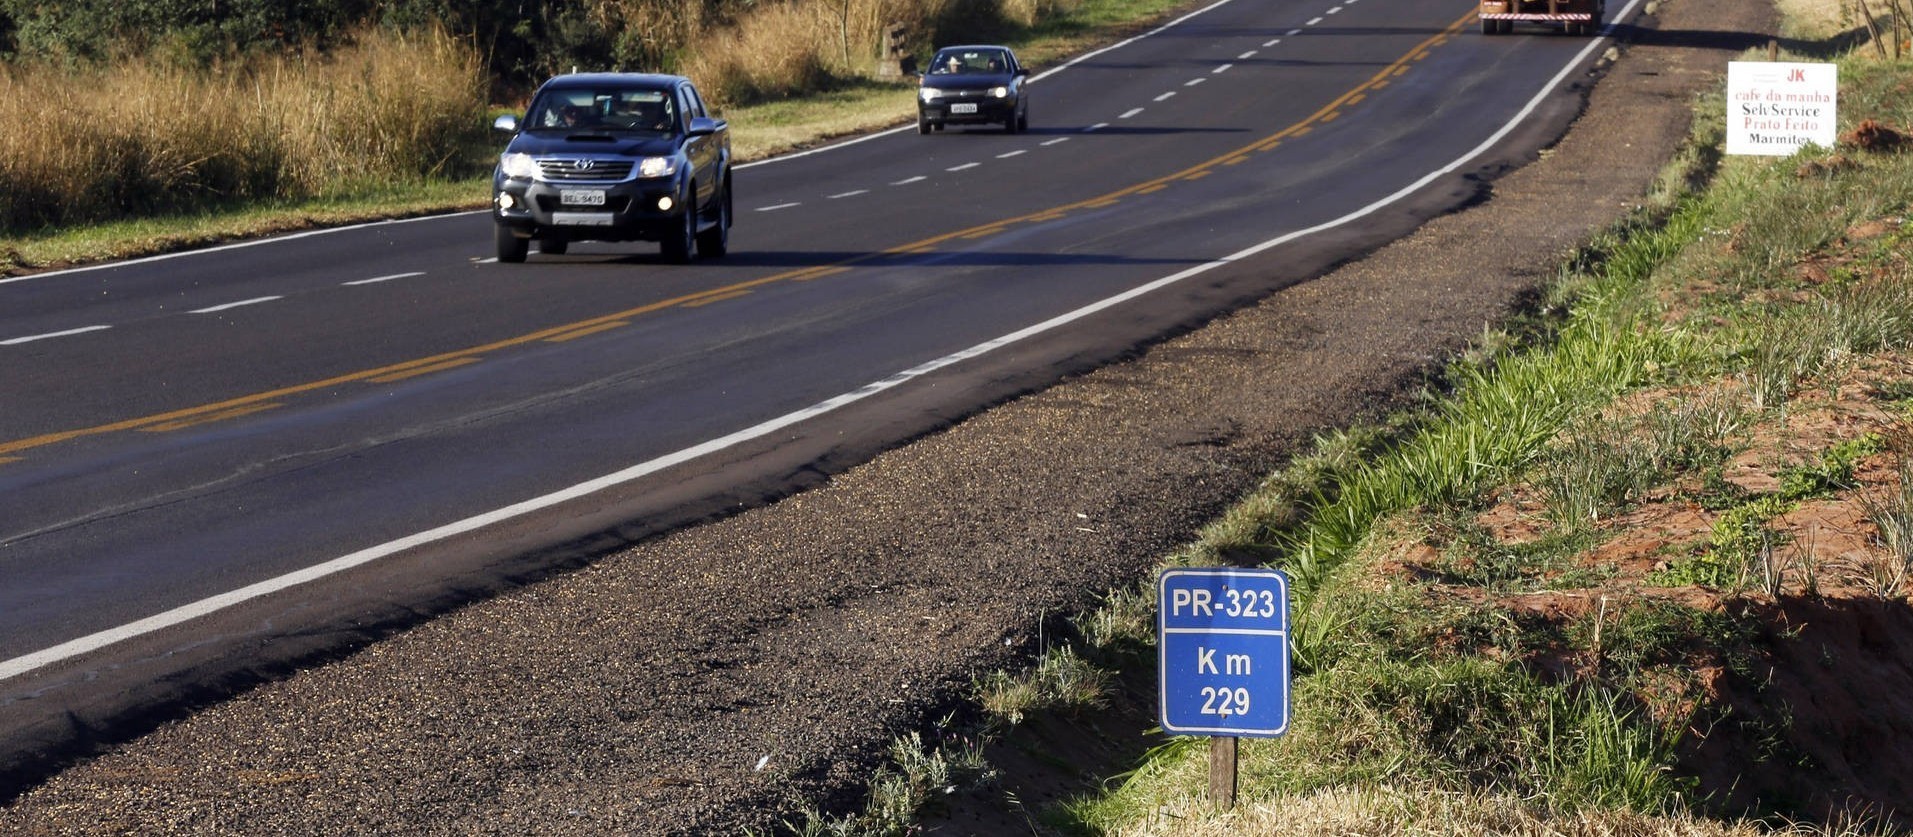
[
  {"xmin": 919, "ymin": 87, "xmax": 943, "ymax": 102},
  {"xmin": 991, "ymin": 86, "xmax": 1010, "ymax": 98},
  {"xmin": 638, "ymin": 156, "xmax": 681, "ymax": 178},
  {"xmin": 500, "ymin": 152, "xmax": 538, "ymax": 180}
]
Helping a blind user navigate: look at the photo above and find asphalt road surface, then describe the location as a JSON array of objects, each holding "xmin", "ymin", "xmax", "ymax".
[{"xmin": 0, "ymin": 0, "xmax": 1659, "ymax": 814}]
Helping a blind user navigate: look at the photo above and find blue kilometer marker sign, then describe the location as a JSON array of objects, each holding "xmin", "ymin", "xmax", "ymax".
[{"xmin": 1158, "ymin": 567, "xmax": 1291, "ymax": 737}]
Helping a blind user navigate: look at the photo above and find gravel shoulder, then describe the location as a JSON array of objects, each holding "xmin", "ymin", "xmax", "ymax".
[{"xmin": 0, "ymin": 0, "xmax": 1779, "ymax": 832}]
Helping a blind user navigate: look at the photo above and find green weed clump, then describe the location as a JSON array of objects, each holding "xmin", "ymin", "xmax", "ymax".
[{"xmin": 1651, "ymin": 434, "xmax": 1889, "ymax": 590}]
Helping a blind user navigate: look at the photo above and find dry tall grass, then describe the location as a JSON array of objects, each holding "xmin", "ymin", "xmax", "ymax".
[{"xmin": 0, "ymin": 27, "xmax": 488, "ymax": 233}]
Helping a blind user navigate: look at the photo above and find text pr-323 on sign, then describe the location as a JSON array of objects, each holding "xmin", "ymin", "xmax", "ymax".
[{"xmin": 1157, "ymin": 567, "xmax": 1291, "ymax": 738}]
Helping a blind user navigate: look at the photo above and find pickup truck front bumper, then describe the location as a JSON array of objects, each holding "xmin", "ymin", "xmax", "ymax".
[{"xmin": 492, "ymin": 171, "xmax": 690, "ymax": 243}]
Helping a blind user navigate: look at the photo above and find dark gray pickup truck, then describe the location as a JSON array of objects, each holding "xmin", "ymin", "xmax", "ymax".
[{"xmin": 490, "ymin": 73, "xmax": 732, "ymax": 263}]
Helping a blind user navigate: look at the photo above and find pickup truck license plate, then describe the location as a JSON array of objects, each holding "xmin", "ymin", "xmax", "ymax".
[
  {"xmin": 950, "ymin": 103, "xmax": 978, "ymax": 114},
  {"xmin": 560, "ymin": 189, "xmax": 606, "ymax": 206},
  {"xmin": 551, "ymin": 212, "xmax": 614, "ymax": 226}
]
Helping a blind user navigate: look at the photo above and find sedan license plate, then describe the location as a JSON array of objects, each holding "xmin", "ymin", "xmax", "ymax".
[
  {"xmin": 950, "ymin": 103, "xmax": 978, "ymax": 115},
  {"xmin": 560, "ymin": 189, "xmax": 606, "ymax": 206}
]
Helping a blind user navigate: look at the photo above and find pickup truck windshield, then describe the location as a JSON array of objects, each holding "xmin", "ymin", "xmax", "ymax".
[{"xmin": 528, "ymin": 88, "xmax": 678, "ymax": 133}]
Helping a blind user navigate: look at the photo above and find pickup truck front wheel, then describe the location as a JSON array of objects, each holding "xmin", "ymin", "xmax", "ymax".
[
  {"xmin": 661, "ymin": 192, "xmax": 696, "ymax": 263},
  {"xmin": 495, "ymin": 224, "xmax": 528, "ymax": 263},
  {"xmin": 697, "ymin": 179, "xmax": 731, "ymax": 259}
]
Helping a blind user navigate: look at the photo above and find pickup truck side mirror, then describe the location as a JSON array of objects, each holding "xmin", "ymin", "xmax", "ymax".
[
  {"xmin": 687, "ymin": 116, "xmax": 722, "ymax": 137},
  {"xmin": 492, "ymin": 114, "xmax": 519, "ymax": 133},
  {"xmin": 1014, "ymin": 68, "xmax": 1029, "ymax": 77}
]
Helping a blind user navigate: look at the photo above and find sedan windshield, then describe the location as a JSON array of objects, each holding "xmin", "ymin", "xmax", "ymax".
[
  {"xmin": 527, "ymin": 88, "xmax": 677, "ymax": 133},
  {"xmin": 928, "ymin": 49, "xmax": 1009, "ymax": 75}
]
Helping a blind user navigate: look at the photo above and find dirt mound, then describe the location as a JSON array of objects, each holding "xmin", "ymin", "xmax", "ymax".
[
  {"xmin": 1690, "ymin": 596, "xmax": 1913, "ymax": 825},
  {"xmin": 1842, "ymin": 118, "xmax": 1912, "ymax": 152}
]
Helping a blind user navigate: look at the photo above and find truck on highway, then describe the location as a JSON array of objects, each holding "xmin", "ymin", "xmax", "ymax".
[
  {"xmin": 1478, "ymin": 0, "xmax": 1605, "ymax": 35},
  {"xmin": 491, "ymin": 73, "xmax": 733, "ymax": 264}
]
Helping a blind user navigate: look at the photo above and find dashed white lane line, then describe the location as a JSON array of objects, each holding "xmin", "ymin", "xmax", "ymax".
[
  {"xmin": 1, "ymin": 325, "xmax": 112, "ymax": 346},
  {"xmin": 1328, "ymin": 5, "xmax": 1344, "ymax": 13},
  {"xmin": 1287, "ymin": 27, "xmax": 1303, "ymax": 34},
  {"xmin": 343, "ymin": 272, "xmax": 425, "ymax": 286},
  {"xmin": 1306, "ymin": 16, "xmax": 1324, "ymax": 24},
  {"xmin": 2, "ymin": 19, "xmax": 1305, "ymax": 346},
  {"xmin": 997, "ymin": 149, "xmax": 1028, "ymax": 158},
  {"xmin": 191, "ymin": 296, "xmax": 282, "ymax": 314}
]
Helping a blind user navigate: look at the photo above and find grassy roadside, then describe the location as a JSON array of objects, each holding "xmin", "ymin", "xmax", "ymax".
[
  {"xmin": 780, "ymin": 14, "xmax": 1913, "ymax": 837},
  {"xmin": 0, "ymin": 0, "xmax": 1194, "ymax": 277}
]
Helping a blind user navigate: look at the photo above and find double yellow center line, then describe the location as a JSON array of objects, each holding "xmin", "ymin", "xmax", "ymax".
[{"xmin": 0, "ymin": 13, "xmax": 1469, "ymax": 463}]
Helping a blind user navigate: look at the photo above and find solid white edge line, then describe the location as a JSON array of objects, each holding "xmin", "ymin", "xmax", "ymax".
[
  {"xmin": 190, "ymin": 296, "xmax": 283, "ymax": 314},
  {"xmin": 0, "ymin": 325, "xmax": 112, "ymax": 346},
  {"xmin": 0, "ymin": 0, "xmax": 1636, "ymax": 684},
  {"xmin": 0, "ymin": 214, "xmax": 454, "ymax": 287}
]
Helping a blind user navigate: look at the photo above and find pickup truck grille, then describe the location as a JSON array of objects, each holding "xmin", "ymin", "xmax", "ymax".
[{"xmin": 537, "ymin": 159, "xmax": 636, "ymax": 182}]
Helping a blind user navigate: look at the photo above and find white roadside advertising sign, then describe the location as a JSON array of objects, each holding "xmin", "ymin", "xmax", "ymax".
[{"xmin": 1727, "ymin": 61, "xmax": 1838, "ymax": 156}]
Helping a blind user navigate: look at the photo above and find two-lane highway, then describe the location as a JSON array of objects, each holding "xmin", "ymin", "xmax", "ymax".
[{"xmin": 0, "ymin": 0, "xmax": 1632, "ymax": 792}]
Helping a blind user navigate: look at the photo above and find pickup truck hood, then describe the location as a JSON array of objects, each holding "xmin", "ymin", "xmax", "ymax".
[{"xmin": 505, "ymin": 132, "xmax": 679, "ymax": 158}]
